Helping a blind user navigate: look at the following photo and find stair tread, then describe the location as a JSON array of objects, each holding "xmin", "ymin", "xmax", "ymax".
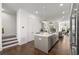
[
  {"xmin": 2, "ymin": 37, "xmax": 17, "ymax": 41},
  {"xmin": 2, "ymin": 35, "xmax": 16, "ymax": 39},
  {"xmin": 3, "ymin": 43, "xmax": 18, "ymax": 49},
  {"xmin": 3, "ymin": 41, "xmax": 18, "ymax": 47},
  {"xmin": 2, "ymin": 40, "xmax": 18, "ymax": 45},
  {"xmin": 2, "ymin": 39, "xmax": 17, "ymax": 43}
]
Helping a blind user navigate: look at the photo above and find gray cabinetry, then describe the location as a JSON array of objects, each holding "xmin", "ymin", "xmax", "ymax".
[{"xmin": 34, "ymin": 33, "xmax": 58, "ymax": 53}]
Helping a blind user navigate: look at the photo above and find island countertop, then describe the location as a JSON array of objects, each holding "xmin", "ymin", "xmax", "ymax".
[{"xmin": 34, "ymin": 32, "xmax": 58, "ymax": 37}]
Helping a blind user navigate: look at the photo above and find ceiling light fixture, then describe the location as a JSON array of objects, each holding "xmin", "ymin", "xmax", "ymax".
[
  {"xmin": 62, "ymin": 11, "xmax": 65, "ymax": 14},
  {"xmin": 60, "ymin": 3, "xmax": 63, "ymax": 6},
  {"xmin": 35, "ymin": 10, "xmax": 39, "ymax": 14}
]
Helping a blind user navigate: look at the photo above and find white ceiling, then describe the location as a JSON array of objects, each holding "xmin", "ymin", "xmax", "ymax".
[{"xmin": 2, "ymin": 3, "xmax": 71, "ymax": 20}]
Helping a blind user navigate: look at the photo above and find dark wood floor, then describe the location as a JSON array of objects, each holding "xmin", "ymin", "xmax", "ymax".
[{"xmin": 0, "ymin": 35, "xmax": 71, "ymax": 55}]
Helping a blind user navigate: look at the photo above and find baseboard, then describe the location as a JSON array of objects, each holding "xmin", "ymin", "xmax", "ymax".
[
  {"xmin": 18, "ymin": 41, "xmax": 28, "ymax": 45},
  {"xmin": 18, "ymin": 40, "xmax": 34, "ymax": 45}
]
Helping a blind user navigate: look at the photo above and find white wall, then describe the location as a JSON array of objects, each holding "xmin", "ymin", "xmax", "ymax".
[
  {"xmin": 2, "ymin": 11, "xmax": 16, "ymax": 35},
  {"xmin": 0, "ymin": 3, "xmax": 2, "ymax": 51},
  {"xmin": 17, "ymin": 9, "xmax": 41, "ymax": 45}
]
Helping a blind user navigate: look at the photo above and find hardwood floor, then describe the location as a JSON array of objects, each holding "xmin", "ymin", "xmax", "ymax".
[
  {"xmin": 49, "ymin": 35, "xmax": 71, "ymax": 55},
  {"xmin": 0, "ymin": 35, "xmax": 71, "ymax": 55}
]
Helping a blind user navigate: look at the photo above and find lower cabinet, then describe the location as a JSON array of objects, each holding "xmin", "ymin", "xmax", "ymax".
[
  {"xmin": 34, "ymin": 36, "xmax": 48, "ymax": 53},
  {"xmin": 34, "ymin": 33, "xmax": 58, "ymax": 53}
]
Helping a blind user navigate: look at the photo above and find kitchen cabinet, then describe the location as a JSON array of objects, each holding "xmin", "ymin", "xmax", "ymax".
[{"xmin": 34, "ymin": 32, "xmax": 58, "ymax": 53}]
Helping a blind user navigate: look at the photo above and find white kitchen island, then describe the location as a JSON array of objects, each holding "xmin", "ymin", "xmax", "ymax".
[{"xmin": 34, "ymin": 32, "xmax": 59, "ymax": 53}]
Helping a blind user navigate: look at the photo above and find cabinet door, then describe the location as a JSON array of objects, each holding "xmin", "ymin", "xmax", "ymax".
[
  {"xmin": 48, "ymin": 36, "xmax": 53, "ymax": 50},
  {"xmin": 38, "ymin": 37, "xmax": 48, "ymax": 53},
  {"xmin": 34, "ymin": 36, "xmax": 48, "ymax": 53},
  {"xmin": 34, "ymin": 36, "xmax": 40, "ymax": 49}
]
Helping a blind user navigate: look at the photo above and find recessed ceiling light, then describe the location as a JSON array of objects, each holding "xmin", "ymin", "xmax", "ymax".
[
  {"xmin": 62, "ymin": 11, "xmax": 65, "ymax": 14},
  {"xmin": 35, "ymin": 10, "xmax": 39, "ymax": 14},
  {"xmin": 60, "ymin": 4, "xmax": 63, "ymax": 6}
]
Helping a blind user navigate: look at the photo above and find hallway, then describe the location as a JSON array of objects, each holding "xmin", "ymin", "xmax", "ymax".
[{"xmin": 0, "ymin": 35, "xmax": 71, "ymax": 55}]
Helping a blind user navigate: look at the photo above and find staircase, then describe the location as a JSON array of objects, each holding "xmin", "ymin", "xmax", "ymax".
[{"xmin": 2, "ymin": 35, "xmax": 18, "ymax": 49}]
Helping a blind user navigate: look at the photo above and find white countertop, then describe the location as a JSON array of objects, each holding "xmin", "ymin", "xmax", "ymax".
[{"xmin": 34, "ymin": 32, "xmax": 58, "ymax": 37}]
